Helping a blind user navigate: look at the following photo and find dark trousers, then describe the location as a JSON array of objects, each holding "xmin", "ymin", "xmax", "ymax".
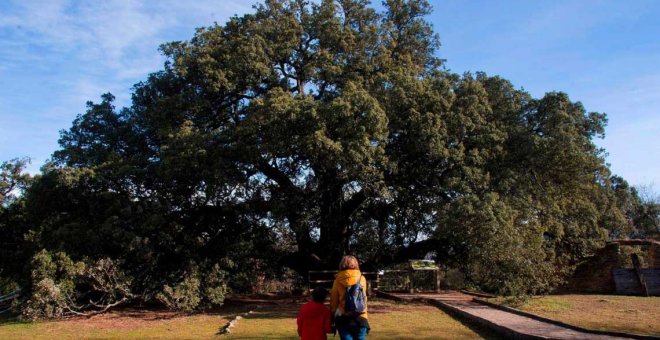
[{"xmin": 337, "ymin": 325, "xmax": 368, "ymax": 340}]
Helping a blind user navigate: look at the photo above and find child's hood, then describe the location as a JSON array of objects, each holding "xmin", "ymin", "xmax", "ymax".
[{"xmin": 335, "ymin": 269, "xmax": 362, "ymax": 286}]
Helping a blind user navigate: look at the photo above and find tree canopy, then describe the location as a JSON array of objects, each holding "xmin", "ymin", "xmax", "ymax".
[{"xmin": 1, "ymin": 0, "xmax": 657, "ymax": 317}]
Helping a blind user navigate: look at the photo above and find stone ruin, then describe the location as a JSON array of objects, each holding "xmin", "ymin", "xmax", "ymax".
[{"xmin": 562, "ymin": 239, "xmax": 660, "ymax": 296}]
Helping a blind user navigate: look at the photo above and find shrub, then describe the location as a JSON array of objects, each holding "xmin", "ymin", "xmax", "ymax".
[
  {"xmin": 22, "ymin": 251, "xmax": 77, "ymax": 320},
  {"xmin": 0, "ymin": 276, "xmax": 19, "ymax": 295},
  {"xmin": 22, "ymin": 250, "xmax": 132, "ymax": 320},
  {"xmin": 22, "ymin": 278, "xmax": 66, "ymax": 320},
  {"xmin": 157, "ymin": 272, "xmax": 201, "ymax": 313},
  {"xmin": 204, "ymin": 264, "xmax": 228, "ymax": 306},
  {"xmin": 157, "ymin": 263, "xmax": 232, "ymax": 312}
]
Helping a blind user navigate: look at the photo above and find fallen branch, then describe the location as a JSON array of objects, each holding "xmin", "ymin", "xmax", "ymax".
[{"xmin": 65, "ymin": 297, "xmax": 130, "ymax": 318}]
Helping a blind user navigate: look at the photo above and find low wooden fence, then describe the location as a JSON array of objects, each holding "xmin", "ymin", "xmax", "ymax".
[
  {"xmin": 308, "ymin": 271, "xmax": 380, "ymax": 294},
  {"xmin": 309, "ymin": 261, "xmax": 442, "ymax": 294}
]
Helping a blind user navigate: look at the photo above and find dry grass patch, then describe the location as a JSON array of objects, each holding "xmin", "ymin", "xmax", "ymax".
[
  {"xmin": 491, "ymin": 294, "xmax": 660, "ymax": 336},
  {"xmin": 0, "ymin": 308, "xmax": 238, "ymax": 340}
]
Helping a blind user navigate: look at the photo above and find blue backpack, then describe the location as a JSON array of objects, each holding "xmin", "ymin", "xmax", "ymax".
[{"xmin": 345, "ymin": 274, "xmax": 366, "ymax": 315}]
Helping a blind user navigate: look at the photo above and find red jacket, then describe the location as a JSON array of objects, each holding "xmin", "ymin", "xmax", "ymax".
[{"xmin": 297, "ymin": 301, "xmax": 332, "ymax": 340}]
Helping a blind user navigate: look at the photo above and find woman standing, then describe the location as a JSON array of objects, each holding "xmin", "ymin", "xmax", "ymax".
[{"xmin": 330, "ymin": 255, "xmax": 370, "ymax": 340}]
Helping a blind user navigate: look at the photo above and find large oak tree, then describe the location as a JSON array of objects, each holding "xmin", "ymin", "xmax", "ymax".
[{"xmin": 8, "ymin": 0, "xmax": 642, "ymax": 298}]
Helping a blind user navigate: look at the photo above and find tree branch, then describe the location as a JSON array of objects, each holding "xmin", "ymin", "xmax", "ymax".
[
  {"xmin": 342, "ymin": 189, "xmax": 367, "ymax": 220},
  {"xmin": 256, "ymin": 161, "xmax": 299, "ymax": 193}
]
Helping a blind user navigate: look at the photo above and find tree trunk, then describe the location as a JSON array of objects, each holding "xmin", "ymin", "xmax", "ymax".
[
  {"xmin": 317, "ymin": 177, "xmax": 347, "ymax": 266},
  {"xmin": 316, "ymin": 177, "xmax": 368, "ymax": 266}
]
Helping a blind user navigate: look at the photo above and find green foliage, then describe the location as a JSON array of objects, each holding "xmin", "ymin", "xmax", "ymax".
[
  {"xmin": 0, "ymin": 0, "xmax": 653, "ymax": 313},
  {"xmin": 0, "ymin": 158, "xmax": 33, "ymax": 289},
  {"xmin": 156, "ymin": 263, "xmax": 231, "ymax": 312},
  {"xmin": 22, "ymin": 250, "xmax": 77, "ymax": 320},
  {"xmin": 0, "ymin": 158, "xmax": 31, "ymax": 207},
  {"xmin": 204, "ymin": 264, "xmax": 229, "ymax": 306},
  {"xmin": 21, "ymin": 278, "xmax": 67, "ymax": 320},
  {"xmin": 436, "ymin": 193, "xmax": 561, "ymax": 295},
  {"xmin": 21, "ymin": 251, "xmax": 132, "ymax": 320},
  {"xmin": 0, "ymin": 277, "xmax": 18, "ymax": 296},
  {"xmin": 157, "ymin": 273, "xmax": 202, "ymax": 313}
]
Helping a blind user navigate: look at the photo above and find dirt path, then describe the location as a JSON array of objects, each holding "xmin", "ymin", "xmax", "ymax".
[{"xmin": 379, "ymin": 292, "xmax": 645, "ymax": 340}]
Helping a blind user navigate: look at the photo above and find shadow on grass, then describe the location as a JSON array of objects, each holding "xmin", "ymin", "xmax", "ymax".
[
  {"xmin": 0, "ymin": 304, "xmax": 252, "ymax": 327},
  {"xmin": 427, "ymin": 308, "xmax": 506, "ymax": 340},
  {"xmin": 454, "ymin": 322, "xmax": 506, "ymax": 340},
  {"xmin": 241, "ymin": 307, "xmax": 298, "ymax": 321},
  {"xmin": 374, "ymin": 334, "xmax": 499, "ymax": 340},
  {"xmin": 247, "ymin": 312, "xmax": 296, "ymax": 319},
  {"xmin": 0, "ymin": 312, "xmax": 25, "ymax": 326},
  {"xmin": 370, "ymin": 299, "xmax": 506, "ymax": 340},
  {"xmin": 228, "ymin": 337, "xmax": 296, "ymax": 340},
  {"xmin": 235, "ymin": 301, "xmax": 506, "ymax": 340}
]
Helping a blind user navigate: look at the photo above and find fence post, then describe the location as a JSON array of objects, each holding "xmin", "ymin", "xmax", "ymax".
[{"xmin": 408, "ymin": 263, "xmax": 414, "ymax": 294}]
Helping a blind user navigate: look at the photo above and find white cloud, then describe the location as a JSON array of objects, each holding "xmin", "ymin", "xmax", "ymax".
[
  {"xmin": 1, "ymin": 1, "xmax": 162, "ymax": 78},
  {"xmin": 0, "ymin": 0, "xmax": 251, "ymax": 80},
  {"xmin": 0, "ymin": 0, "xmax": 252, "ymax": 170}
]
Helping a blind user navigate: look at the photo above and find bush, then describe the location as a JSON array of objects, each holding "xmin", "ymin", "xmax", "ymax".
[
  {"xmin": 157, "ymin": 263, "xmax": 230, "ymax": 312},
  {"xmin": 22, "ymin": 250, "xmax": 76, "ymax": 320},
  {"xmin": 204, "ymin": 264, "xmax": 228, "ymax": 306},
  {"xmin": 157, "ymin": 273, "xmax": 201, "ymax": 313},
  {"xmin": 0, "ymin": 276, "xmax": 19, "ymax": 295},
  {"xmin": 22, "ymin": 278, "xmax": 67, "ymax": 320},
  {"xmin": 21, "ymin": 250, "xmax": 132, "ymax": 320}
]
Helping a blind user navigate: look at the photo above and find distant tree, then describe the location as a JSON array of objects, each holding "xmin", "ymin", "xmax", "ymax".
[
  {"xmin": 0, "ymin": 158, "xmax": 31, "ymax": 292},
  {"xmin": 0, "ymin": 158, "xmax": 31, "ymax": 207},
  {"xmin": 632, "ymin": 182, "xmax": 660, "ymax": 239}
]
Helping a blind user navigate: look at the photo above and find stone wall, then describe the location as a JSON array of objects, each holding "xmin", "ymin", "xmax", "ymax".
[
  {"xmin": 561, "ymin": 243, "xmax": 620, "ymax": 293},
  {"xmin": 561, "ymin": 240, "xmax": 659, "ymax": 294}
]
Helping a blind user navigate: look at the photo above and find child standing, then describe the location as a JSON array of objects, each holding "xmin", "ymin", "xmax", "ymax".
[{"xmin": 297, "ymin": 287, "xmax": 332, "ymax": 340}]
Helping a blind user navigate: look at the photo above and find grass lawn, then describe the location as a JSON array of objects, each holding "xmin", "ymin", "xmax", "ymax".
[
  {"xmin": 0, "ymin": 299, "xmax": 499, "ymax": 339},
  {"xmin": 227, "ymin": 299, "xmax": 500, "ymax": 339},
  {"xmin": 490, "ymin": 294, "xmax": 660, "ymax": 336}
]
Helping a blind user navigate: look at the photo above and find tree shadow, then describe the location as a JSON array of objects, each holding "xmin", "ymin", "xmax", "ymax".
[
  {"xmin": 0, "ymin": 313, "xmax": 26, "ymax": 326},
  {"xmin": 243, "ymin": 310, "xmax": 297, "ymax": 320},
  {"xmin": 233, "ymin": 299, "xmax": 506, "ymax": 339},
  {"xmin": 0, "ymin": 304, "xmax": 253, "ymax": 326},
  {"xmin": 227, "ymin": 337, "xmax": 297, "ymax": 340},
  {"xmin": 363, "ymin": 299, "xmax": 505, "ymax": 339},
  {"xmin": 432, "ymin": 310, "xmax": 507, "ymax": 340}
]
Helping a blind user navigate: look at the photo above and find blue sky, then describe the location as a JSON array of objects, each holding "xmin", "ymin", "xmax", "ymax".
[{"xmin": 1, "ymin": 0, "xmax": 658, "ymax": 187}]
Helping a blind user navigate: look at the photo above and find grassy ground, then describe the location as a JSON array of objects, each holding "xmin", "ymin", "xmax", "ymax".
[
  {"xmin": 227, "ymin": 299, "xmax": 500, "ymax": 340},
  {"xmin": 0, "ymin": 309, "xmax": 236, "ymax": 340},
  {"xmin": 491, "ymin": 294, "xmax": 660, "ymax": 336},
  {"xmin": 0, "ymin": 299, "xmax": 499, "ymax": 339}
]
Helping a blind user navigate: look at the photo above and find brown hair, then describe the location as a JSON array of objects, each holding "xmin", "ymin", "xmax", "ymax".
[
  {"xmin": 311, "ymin": 286, "xmax": 328, "ymax": 302},
  {"xmin": 339, "ymin": 255, "xmax": 360, "ymax": 270}
]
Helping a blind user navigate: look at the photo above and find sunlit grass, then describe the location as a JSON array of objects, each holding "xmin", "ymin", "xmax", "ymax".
[
  {"xmin": 491, "ymin": 294, "xmax": 660, "ymax": 336},
  {"xmin": 227, "ymin": 299, "xmax": 498, "ymax": 339},
  {"xmin": 0, "ymin": 299, "xmax": 501, "ymax": 339}
]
